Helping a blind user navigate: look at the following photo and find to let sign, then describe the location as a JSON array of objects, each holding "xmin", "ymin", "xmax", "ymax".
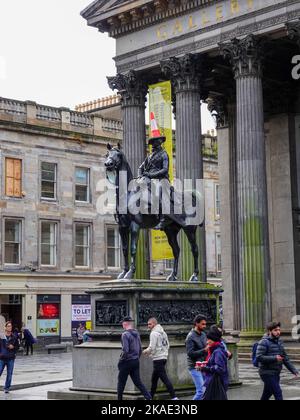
[{"xmin": 72, "ymin": 305, "xmax": 92, "ymax": 322}]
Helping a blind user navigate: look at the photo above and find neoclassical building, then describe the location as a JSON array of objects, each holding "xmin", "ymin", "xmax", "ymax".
[{"xmin": 81, "ymin": 0, "xmax": 300, "ymax": 340}]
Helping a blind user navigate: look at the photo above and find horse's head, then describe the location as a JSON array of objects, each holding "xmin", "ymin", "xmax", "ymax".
[
  {"xmin": 105, "ymin": 143, "xmax": 124, "ymax": 185},
  {"xmin": 105, "ymin": 143, "xmax": 123, "ymax": 170}
]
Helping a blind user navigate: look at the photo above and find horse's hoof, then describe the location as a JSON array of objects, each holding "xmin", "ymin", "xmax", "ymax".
[
  {"xmin": 189, "ymin": 274, "xmax": 199, "ymax": 283},
  {"xmin": 117, "ymin": 271, "xmax": 128, "ymax": 280},
  {"xmin": 124, "ymin": 269, "xmax": 135, "ymax": 280},
  {"xmin": 166, "ymin": 274, "xmax": 178, "ymax": 282}
]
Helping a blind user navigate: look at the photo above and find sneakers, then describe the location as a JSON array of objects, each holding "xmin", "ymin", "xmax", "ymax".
[
  {"xmin": 172, "ymin": 397, "xmax": 179, "ymax": 400},
  {"xmin": 4, "ymin": 390, "xmax": 9, "ymax": 394}
]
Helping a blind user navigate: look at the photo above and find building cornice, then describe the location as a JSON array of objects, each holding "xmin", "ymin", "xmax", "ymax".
[{"xmin": 81, "ymin": 0, "xmax": 219, "ymax": 38}]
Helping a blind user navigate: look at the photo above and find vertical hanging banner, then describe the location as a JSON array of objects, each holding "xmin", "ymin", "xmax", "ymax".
[{"xmin": 149, "ymin": 81, "xmax": 174, "ymax": 261}]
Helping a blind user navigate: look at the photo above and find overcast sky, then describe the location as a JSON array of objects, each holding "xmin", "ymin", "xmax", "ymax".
[{"xmin": 0, "ymin": 0, "xmax": 215, "ymax": 132}]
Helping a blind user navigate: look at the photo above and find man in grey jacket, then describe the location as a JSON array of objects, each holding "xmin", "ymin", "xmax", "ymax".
[
  {"xmin": 143, "ymin": 318, "xmax": 178, "ymax": 400},
  {"xmin": 118, "ymin": 317, "xmax": 151, "ymax": 401},
  {"xmin": 256, "ymin": 321, "xmax": 299, "ymax": 400}
]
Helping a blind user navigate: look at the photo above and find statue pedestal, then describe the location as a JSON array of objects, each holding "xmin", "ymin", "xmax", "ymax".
[{"xmin": 52, "ymin": 280, "xmax": 240, "ymax": 399}]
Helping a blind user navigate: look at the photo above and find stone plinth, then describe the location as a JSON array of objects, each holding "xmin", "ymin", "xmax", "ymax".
[{"xmin": 69, "ymin": 280, "xmax": 239, "ymax": 399}]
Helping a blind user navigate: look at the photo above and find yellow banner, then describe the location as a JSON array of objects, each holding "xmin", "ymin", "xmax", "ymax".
[{"xmin": 149, "ymin": 81, "xmax": 174, "ymax": 261}]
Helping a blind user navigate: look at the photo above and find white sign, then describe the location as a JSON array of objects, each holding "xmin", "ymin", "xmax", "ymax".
[{"xmin": 72, "ymin": 305, "xmax": 92, "ymax": 322}]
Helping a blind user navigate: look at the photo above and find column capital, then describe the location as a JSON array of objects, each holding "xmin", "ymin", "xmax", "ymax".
[
  {"xmin": 220, "ymin": 35, "xmax": 264, "ymax": 79},
  {"xmin": 107, "ymin": 70, "xmax": 148, "ymax": 108},
  {"xmin": 160, "ymin": 54, "xmax": 203, "ymax": 94},
  {"xmin": 286, "ymin": 20, "xmax": 300, "ymax": 47},
  {"xmin": 207, "ymin": 96, "xmax": 229, "ymax": 129}
]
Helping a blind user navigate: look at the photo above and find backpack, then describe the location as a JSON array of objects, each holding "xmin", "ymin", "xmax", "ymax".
[{"xmin": 252, "ymin": 339, "xmax": 269, "ymax": 368}]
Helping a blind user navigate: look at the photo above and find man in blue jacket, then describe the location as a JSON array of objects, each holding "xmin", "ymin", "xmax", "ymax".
[
  {"xmin": 118, "ymin": 316, "xmax": 151, "ymax": 401},
  {"xmin": 256, "ymin": 321, "xmax": 299, "ymax": 400},
  {"xmin": 0, "ymin": 321, "xmax": 19, "ymax": 394}
]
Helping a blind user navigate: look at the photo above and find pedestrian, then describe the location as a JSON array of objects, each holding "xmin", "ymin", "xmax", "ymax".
[
  {"xmin": 186, "ymin": 314, "xmax": 208, "ymax": 400},
  {"xmin": 209, "ymin": 324, "xmax": 232, "ymax": 360},
  {"xmin": 22, "ymin": 326, "xmax": 36, "ymax": 356},
  {"xmin": 76, "ymin": 323, "xmax": 86, "ymax": 345},
  {"xmin": 256, "ymin": 321, "xmax": 299, "ymax": 401},
  {"xmin": 199, "ymin": 329, "xmax": 229, "ymax": 400},
  {"xmin": 118, "ymin": 316, "xmax": 151, "ymax": 401},
  {"xmin": 0, "ymin": 322, "xmax": 19, "ymax": 394},
  {"xmin": 143, "ymin": 317, "xmax": 178, "ymax": 400}
]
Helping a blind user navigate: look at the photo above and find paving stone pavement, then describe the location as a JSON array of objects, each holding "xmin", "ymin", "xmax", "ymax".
[{"xmin": 0, "ymin": 353, "xmax": 299, "ymax": 400}]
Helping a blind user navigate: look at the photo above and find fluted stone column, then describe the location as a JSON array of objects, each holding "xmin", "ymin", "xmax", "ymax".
[
  {"xmin": 162, "ymin": 54, "xmax": 207, "ymax": 282},
  {"xmin": 221, "ymin": 35, "xmax": 271, "ymax": 341},
  {"xmin": 108, "ymin": 71, "xmax": 150, "ymax": 279}
]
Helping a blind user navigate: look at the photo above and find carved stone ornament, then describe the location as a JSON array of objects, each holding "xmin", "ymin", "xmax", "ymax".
[
  {"xmin": 107, "ymin": 70, "xmax": 148, "ymax": 107},
  {"xmin": 161, "ymin": 53, "xmax": 203, "ymax": 93},
  {"xmin": 286, "ymin": 20, "xmax": 300, "ymax": 47},
  {"xmin": 138, "ymin": 299, "xmax": 217, "ymax": 325},
  {"xmin": 95, "ymin": 300, "xmax": 128, "ymax": 326},
  {"xmin": 220, "ymin": 34, "xmax": 264, "ymax": 79}
]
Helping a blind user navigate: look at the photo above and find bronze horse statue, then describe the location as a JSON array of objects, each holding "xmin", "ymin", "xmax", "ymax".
[{"xmin": 104, "ymin": 144, "xmax": 202, "ymax": 282}]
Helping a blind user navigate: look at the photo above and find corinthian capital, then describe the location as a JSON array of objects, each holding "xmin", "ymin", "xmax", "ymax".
[
  {"xmin": 286, "ymin": 20, "xmax": 300, "ymax": 47},
  {"xmin": 220, "ymin": 35, "xmax": 264, "ymax": 79},
  {"xmin": 207, "ymin": 96, "xmax": 229, "ymax": 129},
  {"xmin": 107, "ymin": 70, "xmax": 148, "ymax": 107},
  {"xmin": 160, "ymin": 54, "xmax": 203, "ymax": 93}
]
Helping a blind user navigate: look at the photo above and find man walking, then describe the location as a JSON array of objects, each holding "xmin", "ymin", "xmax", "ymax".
[
  {"xmin": 118, "ymin": 316, "xmax": 151, "ymax": 401},
  {"xmin": 143, "ymin": 318, "xmax": 178, "ymax": 400},
  {"xmin": 256, "ymin": 322, "xmax": 299, "ymax": 400},
  {"xmin": 0, "ymin": 322, "xmax": 19, "ymax": 394},
  {"xmin": 186, "ymin": 315, "xmax": 208, "ymax": 400}
]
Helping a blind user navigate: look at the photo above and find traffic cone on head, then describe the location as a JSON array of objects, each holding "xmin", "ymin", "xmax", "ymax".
[{"xmin": 150, "ymin": 112, "xmax": 162, "ymax": 138}]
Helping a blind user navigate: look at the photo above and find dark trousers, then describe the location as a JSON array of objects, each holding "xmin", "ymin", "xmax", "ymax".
[
  {"xmin": 25, "ymin": 344, "xmax": 33, "ymax": 355},
  {"xmin": 118, "ymin": 359, "xmax": 151, "ymax": 401},
  {"xmin": 260, "ymin": 374, "xmax": 283, "ymax": 401},
  {"xmin": 151, "ymin": 359, "xmax": 176, "ymax": 399}
]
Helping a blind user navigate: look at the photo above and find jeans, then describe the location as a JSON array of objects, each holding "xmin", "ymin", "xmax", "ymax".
[
  {"xmin": 189, "ymin": 369, "xmax": 205, "ymax": 400},
  {"xmin": 260, "ymin": 374, "xmax": 283, "ymax": 401},
  {"xmin": 151, "ymin": 359, "xmax": 176, "ymax": 399},
  {"xmin": 118, "ymin": 359, "xmax": 152, "ymax": 401},
  {"xmin": 0, "ymin": 359, "xmax": 15, "ymax": 391}
]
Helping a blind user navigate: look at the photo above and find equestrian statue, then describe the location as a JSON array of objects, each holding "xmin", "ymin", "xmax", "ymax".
[{"xmin": 104, "ymin": 115, "xmax": 203, "ymax": 283}]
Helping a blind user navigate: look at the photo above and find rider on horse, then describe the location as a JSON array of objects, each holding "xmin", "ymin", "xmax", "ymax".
[{"xmin": 139, "ymin": 113, "xmax": 171, "ymax": 230}]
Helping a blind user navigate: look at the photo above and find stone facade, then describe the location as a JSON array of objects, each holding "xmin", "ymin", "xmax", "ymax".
[
  {"xmin": 82, "ymin": 0, "xmax": 300, "ymax": 337},
  {"xmin": 0, "ymin": 98, "xmax": 122, "ymax": 341}
]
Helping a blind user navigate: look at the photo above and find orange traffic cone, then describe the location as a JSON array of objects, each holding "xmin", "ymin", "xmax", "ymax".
[{"xmin": 150, "ymin": 112, "xmax": 162, "ymax": 138}]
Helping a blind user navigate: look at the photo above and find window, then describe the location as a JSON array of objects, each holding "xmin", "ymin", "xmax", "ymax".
[
  {"xmin": 107, "ymin": 227, "xmax": 121, "ymax": 269},
  {"xmin": 216, "ymin": 234, "xmax": 222, "ymax": 274},
  {"xmin": 41, "ymin": 222, "xmax": 57, "ymax": 267},
  {"xmin": 4, "ymin": 219, "xmax": 21, "ymax": 265},
  {"xmin": 5, "ymin": 158, "xmax": 22, "ymax": 198},
  {"xmin": 75, "ymin": 168, "xmax": 90, "ymax": 202},
  {"xmin": 215, "ymin": 184, "xmax": 221, "ymax": 219},
  {"xmin": 75, "ymin": 224, "xmax": 91, "ymax": 268},
  {"xmin": 41, "ymin": 162, "xmax": 57, "ymax": 200}
]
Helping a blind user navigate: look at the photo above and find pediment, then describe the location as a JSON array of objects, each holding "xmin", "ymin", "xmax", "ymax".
[{"xmin": 81, "ymin": 0, "xmax": 149, "ymax": 21}]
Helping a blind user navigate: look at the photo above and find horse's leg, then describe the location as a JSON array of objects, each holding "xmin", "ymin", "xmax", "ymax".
[
  {"xmin": 124, "ymin": 222, "xmax": 140, "ymax": 280},
  {"xmin": 118, "ymin": 226, "xmax": 130, "ymax": 280},
  {"xmin": 164, "ymin": 224, "xmax": 181, "ymax": 282},
  {"xmin": 183, "ymin": 226, "xmax": 200, "ymax": 282}
]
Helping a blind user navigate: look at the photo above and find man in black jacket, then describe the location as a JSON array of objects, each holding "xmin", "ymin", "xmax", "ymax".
[
  {"xmin": 256, "ymin": 321, "xmax": 299, "ymax": 400},
  {"xmin": 118, "ymin": 317, "xmax": 151, "ymax": 401},
  {"xmin": 0, "ymin": 321, "xmax": 19, "ymax": 394},
  {"xmin": 185, "ymin": 315, "xmax": 208, "ymax": 400}
]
